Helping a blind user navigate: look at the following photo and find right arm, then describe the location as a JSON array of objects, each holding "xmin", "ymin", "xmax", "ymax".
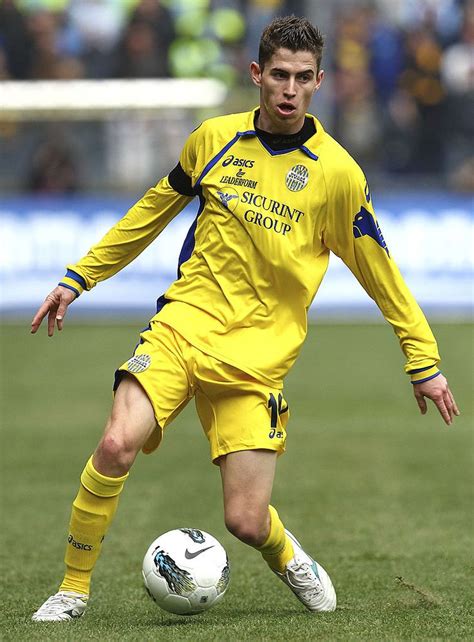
[
  {"xmin": 60, "ymin": 174, "xmax": 194, "ymax": 296},
  {"xmin": 31, "ymin": 126, "xmax": 202, "ymax": 336}
]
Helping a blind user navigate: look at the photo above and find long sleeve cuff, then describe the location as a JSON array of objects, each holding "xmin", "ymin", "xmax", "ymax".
[
  {"xmin": 58, "ymin": 269, "xmax": 87, "ymax": 297},
  {"xmin": 408, "ymin": 365, "xmax": 441, "ymax": 384}
]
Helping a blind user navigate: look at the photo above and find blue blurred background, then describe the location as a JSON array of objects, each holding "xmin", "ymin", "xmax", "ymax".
[{"xmin": 1, "ymin": 0, "xmax": 472, "ymax": 316}]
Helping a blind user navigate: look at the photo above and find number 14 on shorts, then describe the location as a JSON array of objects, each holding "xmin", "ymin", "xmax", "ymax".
[{"xmin": 267, "ymin": 392, "xmax": 288, "ymax": 439}]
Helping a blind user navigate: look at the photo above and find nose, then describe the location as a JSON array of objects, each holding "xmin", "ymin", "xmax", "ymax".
[{"xmin": 284, "ymin": 77, "xmax": 297, "ymax": 97}]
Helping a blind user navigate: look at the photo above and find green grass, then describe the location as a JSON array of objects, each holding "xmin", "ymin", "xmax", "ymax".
[{"xmin": 1, "ymin": 320, "xmax": 473, "ymax": 641}]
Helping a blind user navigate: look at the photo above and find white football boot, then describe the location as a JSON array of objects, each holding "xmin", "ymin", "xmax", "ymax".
[
  {"xmin": 32, "ymin": 591, "xmax": 88, "ymax": 621},
  {"xmin": 273, "ymin": 529, "xmax": 337, "ymax": 612}
]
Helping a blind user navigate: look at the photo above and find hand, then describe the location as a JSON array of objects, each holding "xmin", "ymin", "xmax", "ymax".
[
  {"xmin": 413, "ymin": 374, "xmax": 460, "ymax": 426},
  {"xmin": 31, "ymin": 286, "xmax": 77, "ymax": 337}
]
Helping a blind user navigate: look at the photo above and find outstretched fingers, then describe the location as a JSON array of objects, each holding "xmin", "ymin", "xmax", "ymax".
[
  {"xmin": 47, "ymin": 301, "xmax": 59, "ymax": 337},
  {"xmin": 55, "ymin": 294, "xmax": 70, "ymax": 332},
  {"xmin": 31, "ymin": 286, "xmax": 76, "ymax": 336},
  {"xmin": 414, "ymin": 390, "xmax": 427, "ymax": 415},
  {"xmin": 442, "ymin": 385, "xmax": 460, "ymax": 424},
  {"xmin": 413, "ymin": 374, "xmax": 460, "ymax": 427},
  {"xmin": 448, "ymin": 387, "xmax": 460, "ymax": 418},
  {"xmin": 434, "ymin": 394, "xmax": 452, "ymax": 426},
  {"xmin": 31, "ymin": 299, "xmax": 54, "ymax": 334}
]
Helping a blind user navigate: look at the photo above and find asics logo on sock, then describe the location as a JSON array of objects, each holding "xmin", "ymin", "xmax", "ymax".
[{"xmin": 68, "ymin": 534, "xmax": 93, "ymax": 551}]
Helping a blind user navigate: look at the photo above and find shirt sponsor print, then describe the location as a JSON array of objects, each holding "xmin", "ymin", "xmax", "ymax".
[
  {"xmin": 222, "ymin": 155, "xmax": 255, "ymax": 168},
  {"xmin": 220, "ymin": 174, "xmax": 258, "ymax": 189},
  {"xmin": 213, "ymin": 187, "xmax": 307, "ymax": 237},
  {"xmin": 220, "ymin": 155, "xmax": 258, "ymax": 189}
]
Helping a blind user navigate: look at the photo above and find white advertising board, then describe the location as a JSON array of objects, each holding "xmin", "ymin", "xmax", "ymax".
[{"xmin": 1, "ymin": 193, "xmax": 472, "ymax": 316}]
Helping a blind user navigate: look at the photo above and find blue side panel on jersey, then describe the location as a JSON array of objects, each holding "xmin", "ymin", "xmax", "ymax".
[
  {"xmin": 156, "ymin": 294, "xmax": 169, "ymax": 313},
  {"xmin": 177, "ymin": 194, "xmax": 205, "ymax": 277},
  {"xmin": 177, "ymin": 217, "xmax": 198, "ymax": 278},
  {"xmin": 155, "ymin": 195, "xmax": 206, "ymax": 313},
  {"xmin": 196, "ymin": 135, "xmax": 241, "ymax": 187}
]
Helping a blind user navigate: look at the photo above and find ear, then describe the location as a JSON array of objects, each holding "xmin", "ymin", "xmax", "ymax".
[
  {"xmin": 314, "ymin": 69, "xmax": 324, "ymax": 93},
  {"xmin": 249, "ymin": 61, "xmax": 262, "ymax": 88}
]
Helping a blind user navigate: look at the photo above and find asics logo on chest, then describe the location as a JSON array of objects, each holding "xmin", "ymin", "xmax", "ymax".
[{"xmin": 222, "ymin": 155, "xmax": 255, "ymax": 168}]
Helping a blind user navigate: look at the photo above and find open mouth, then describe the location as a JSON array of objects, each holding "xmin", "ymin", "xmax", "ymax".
[{"xmin": 277, "ymin": 103, "xmax": 296, "ymax": 115}]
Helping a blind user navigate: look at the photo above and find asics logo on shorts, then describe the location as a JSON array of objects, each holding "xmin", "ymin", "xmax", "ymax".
[{"xmin": 127, "ymin": 354, "xmax": 151, "ymax": 373}]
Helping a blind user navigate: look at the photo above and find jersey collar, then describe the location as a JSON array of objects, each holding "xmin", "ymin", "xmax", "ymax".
[{"xmin": 236, "ymin": 108, "xmax": 320, "ymax": 160}]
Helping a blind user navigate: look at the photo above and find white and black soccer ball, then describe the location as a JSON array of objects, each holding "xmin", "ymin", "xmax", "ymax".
[{"xmin": 142, "ymin": 528, "xmax": 230, "ymax": 615}]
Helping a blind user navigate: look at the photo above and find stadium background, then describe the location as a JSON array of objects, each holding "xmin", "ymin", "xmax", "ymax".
[
  {"xmin": 1, "ymin": 0, "xmax": 472, "ymax": 315},
  {"xmin": 0, "ymin": 1, "xmax": 473, "ymax": 640}
]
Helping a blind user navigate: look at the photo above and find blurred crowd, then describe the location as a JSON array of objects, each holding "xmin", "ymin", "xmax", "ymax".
[
  {"xmin": 0, "ymin": 0, "xmax": 302, "ymax": 82},
  {"xmin": 0, "ymin": 0, "xmax": 473, "ymax": 192},
  {"xmin": 332, "ymin": 0, "xmax": 474, "ymax": 188}
]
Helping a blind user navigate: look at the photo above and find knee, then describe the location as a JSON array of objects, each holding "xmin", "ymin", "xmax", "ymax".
[
  {"xmin": 96, "ymin": 430, "xmax": 137, "ymax": 475},
  {"xmin": 224, "ymin": 508, "xmax": 268, "ymax": 547}
]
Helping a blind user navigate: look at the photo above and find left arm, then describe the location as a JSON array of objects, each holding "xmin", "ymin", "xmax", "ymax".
[{"xmin": 322, "ymin": 161, "xmax": 459, "ymax": 425}]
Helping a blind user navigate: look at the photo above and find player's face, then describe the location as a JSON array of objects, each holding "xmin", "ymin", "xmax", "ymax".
[{"xmin": 250, "ymin": 48, "xmax": 324, "ymax": 134}]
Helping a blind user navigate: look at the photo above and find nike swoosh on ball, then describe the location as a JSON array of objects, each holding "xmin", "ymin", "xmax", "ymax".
[{"xmin": 184, "ymin": 545, "xmax": 215, "ymax": 559}]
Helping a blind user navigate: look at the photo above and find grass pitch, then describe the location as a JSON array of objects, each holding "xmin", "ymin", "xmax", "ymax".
[{"xmin": 1, "ymin": 320, "xmax": 472, "ymax": 640}]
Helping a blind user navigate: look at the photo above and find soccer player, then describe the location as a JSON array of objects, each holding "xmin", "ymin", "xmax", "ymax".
[{"xmin": 31, "ymin": 16, "xmax": 459, "ymax": 621}]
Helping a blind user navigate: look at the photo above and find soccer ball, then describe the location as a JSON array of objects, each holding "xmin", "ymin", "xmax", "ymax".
[{"xmin": 142, "ymin": 528, "xmax": 230, "ymax": 615}]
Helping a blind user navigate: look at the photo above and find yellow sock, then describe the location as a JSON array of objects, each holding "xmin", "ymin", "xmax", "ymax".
[
  {"xmin": 59, "ymin": 456, "xmax": 128, "ymax": 595},
  {"xmin": 258, "ymin": 505, "xmax": 294, "ymax": 573}
]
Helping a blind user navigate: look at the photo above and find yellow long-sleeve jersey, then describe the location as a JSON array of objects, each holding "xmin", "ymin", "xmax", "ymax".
[{"xmin": 60, "ymin": 109, "xmax": 440, "ymax": 387}]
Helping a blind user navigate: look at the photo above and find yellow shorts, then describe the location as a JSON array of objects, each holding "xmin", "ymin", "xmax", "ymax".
[{"xmin": 114, "ymin": 321, "xmax": 289, "ymax": 463}]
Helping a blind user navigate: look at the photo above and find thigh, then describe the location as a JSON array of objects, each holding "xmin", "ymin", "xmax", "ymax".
[
  {"xmin": 114, "ymin": 321, "xmax": 192, "ymax": 454},
  {"xmin": 195, "ymin": 359, "xmax": 289, "ymax": 463},
  {"xmin": 95, "ymin": 373, "xmax": 157, "ymax": 474}
]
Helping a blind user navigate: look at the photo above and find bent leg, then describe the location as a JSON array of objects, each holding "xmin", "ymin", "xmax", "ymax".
[
  {"xmin": 61, "ymin": 375, "xmax": 157, "ymax": 595},
  {"xmin": 219, "ymin": 449, "xmax": 336, "ymax": 612},
  {"xmin": 34, "ymin": 324, "xmax": 194, "ymax": 620},
  {"xmin": 219, "ymin": 449, "xmax": 276, "ymax": 546},
  {"xmin": 219, "ymin": 449, "xmax": 294, "ymax": 571}
]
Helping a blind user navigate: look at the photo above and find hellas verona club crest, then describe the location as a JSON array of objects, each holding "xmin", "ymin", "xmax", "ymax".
[
  {"xmin": 286, "ymin": 165, "xmax": 309, "ymax": 192},
  {"xmin": 126, "ymin": 354, "xmax": 151, "ymax": 373}
]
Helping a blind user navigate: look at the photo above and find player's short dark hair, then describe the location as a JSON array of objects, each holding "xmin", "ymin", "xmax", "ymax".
[{"xmin": 259, "ymin": 15, "xmax": 324, "ymax": 71}]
